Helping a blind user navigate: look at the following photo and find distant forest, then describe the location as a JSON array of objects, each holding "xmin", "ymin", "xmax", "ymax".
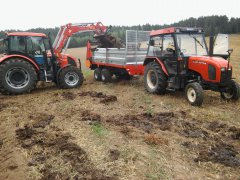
[{"xmin": 0, "ymin": 15, "xmax": 240, "ymax": 51}]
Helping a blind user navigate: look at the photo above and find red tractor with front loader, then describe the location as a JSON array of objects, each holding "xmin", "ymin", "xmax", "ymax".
[
  {"xmin": 0, "ymin": 22, "xmax": 108, "ymax": 94},
  {"xmin": 144, "ymin": 27, "xmax": 239, "ymax": 106}
]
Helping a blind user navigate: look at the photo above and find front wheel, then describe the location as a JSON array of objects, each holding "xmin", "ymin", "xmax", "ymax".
[
  {"xmin": 185, "ymin": 82, "xmax": 204, "ymax": 106},
  {"xmin": 58, "ymin": 66, "xmax": 84, "ymax": 89},
  {"xmin": 220, "ymin": 80, "xmax": 240, "ymax": 101}
]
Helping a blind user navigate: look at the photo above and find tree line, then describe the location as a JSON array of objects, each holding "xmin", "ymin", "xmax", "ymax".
[{"xmin": 0, "ymin": 15, "xmax": 239, "ymax": 53}]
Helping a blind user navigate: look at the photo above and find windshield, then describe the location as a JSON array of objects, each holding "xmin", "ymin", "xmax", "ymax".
[{"xmin": 176, "ymin": 34, "xmax": 208, "ymax": 56}]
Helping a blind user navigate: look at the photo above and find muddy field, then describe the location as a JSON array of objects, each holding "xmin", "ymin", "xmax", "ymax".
[{"xmin": 0, "ymin": 35, "xmax": 240, "ymax": 179}]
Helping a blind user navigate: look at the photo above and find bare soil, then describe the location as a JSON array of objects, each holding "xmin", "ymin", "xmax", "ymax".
[{"xmin": 15, "ymin": 113, "xmax": 116, "ymax": 180}]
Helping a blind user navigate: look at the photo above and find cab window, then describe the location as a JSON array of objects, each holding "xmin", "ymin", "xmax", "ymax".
[
  {"xmin": 162, "ymin": 35, "xmax": 175, "ymax": 57},
  {"xmin": 9, "ymin": 36, "xmax": 26, "ymax": 53},
  {"xmin": 148, "ymin": 36, "xmax": 163, "ymax": 56},
  {"xmin": 26, "ymin": 37, "xmax": 46, "ymax": 55}
]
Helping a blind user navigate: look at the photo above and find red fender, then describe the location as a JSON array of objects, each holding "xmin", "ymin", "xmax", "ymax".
[
  {"xmin": 0, "ymin": 55, "xmax": 40, "ymax": 71},
  {"xmin": 144, "ymin": 57, "xmax": 169, "ymax": 76}
]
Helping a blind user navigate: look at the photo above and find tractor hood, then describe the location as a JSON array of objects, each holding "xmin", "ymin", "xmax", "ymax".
[
  {"xmin": 188, "ymin": 56, "xmax": 231, "ymax": 83},
  {"xmin": 189, "ymin": 56, "xmax": 229, "ymax": 68}
]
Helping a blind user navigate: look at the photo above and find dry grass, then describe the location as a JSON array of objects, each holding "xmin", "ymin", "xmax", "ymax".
[{"xmin": 0, "ymin": 35, "xmax": 240, "ymax": 180}]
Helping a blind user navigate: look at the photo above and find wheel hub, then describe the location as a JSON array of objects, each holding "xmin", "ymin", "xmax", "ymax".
[
  {"xmin": 5, "ymin": 67, "xmax": 30, "ymax": 89},
  {"xmin": 222, "ymin": 88, "xmax": 234, "ymax": 99},
  {"xmin": 147, "ymin": 70, "xmax": 158, "ymax": 89},
  {"xmin": 187, "ymin": 87, "xmax": 196, "ymax": 103},
  {"xmin": 64, "ymin": 72, "xmax": 79, "ymax": 86}
]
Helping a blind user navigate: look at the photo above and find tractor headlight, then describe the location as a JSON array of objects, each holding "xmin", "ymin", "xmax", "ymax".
[{"xmin": 221, "ymin": 67, "xmax": 226, "ymax": 71}]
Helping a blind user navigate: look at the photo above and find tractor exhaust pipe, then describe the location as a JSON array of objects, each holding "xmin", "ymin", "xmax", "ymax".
[{"xmin": 209, "ymin": 35, "xmax": 214, "ymax": 56}]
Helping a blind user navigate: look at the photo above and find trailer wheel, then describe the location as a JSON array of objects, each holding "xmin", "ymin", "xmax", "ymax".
[
  {"xmin": 94, "ymin": 68, "xmax": 102, "ymax": 81},
  {"xmin": 220, "ymin": 80, "xmax": 240, "ymax": 101},
  {"xmin": 144, "ymin": 62, "xmax": 167, "ymax": 94},
  {"xmin": 58, "ymin": 66, "xmax": 83, "ymax": 89},
  {"xmin": 185, "ymin": 82, "xmax": 204, "ymax": 106},
  {"xmin": 101, "ymin": 69, "xmax": 112, "ymax": 83},
  {"xmin": 0, "ymin": 58, "xmax": 37, "ymax": 95}
]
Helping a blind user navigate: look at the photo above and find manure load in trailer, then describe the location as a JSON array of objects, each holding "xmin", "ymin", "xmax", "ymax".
[{"xmin": 92, "ymin": 30, "xmax": 150, "ymax": 67}]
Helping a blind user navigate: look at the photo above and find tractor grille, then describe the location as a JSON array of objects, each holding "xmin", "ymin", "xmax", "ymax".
[{"xmin": 220, "ymin": 69, "xmax": 232, "ymax": 83}]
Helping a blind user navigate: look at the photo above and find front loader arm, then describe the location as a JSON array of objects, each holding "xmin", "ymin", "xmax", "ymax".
[{"xmin": 52, "ymin": 22, "xmax": 107, "ymax": 56}]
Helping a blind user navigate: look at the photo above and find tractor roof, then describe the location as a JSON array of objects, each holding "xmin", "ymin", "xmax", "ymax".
[
  {"xmin": 7, "ymin": 32, "xmax": 47, "ymax": 37},
  {"xmin": 150, "ymin": 27, "xmax": 204, "ymax": 36}
]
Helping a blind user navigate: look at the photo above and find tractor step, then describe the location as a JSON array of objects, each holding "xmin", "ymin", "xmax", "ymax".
[
  {"xmin": 166, "ymin": 87, "xmax": 176, "ymax": 92},
  {"xmin": 44, "ymin": 70, "xmax": 54, "ymax": 83}
]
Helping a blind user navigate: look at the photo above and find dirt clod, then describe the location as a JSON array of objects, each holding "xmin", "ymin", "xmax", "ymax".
[
  {"xmin": 208, "ymin": 121, "xmax": 227, "ymax": 132},
  {"xmin": 144, "ymin": 134, "xmax": 169, "ymax": 146},
  {"xmin": 7, "ymin": 164, "xmax": 18, "ymax": 170},
  {"xmin": 62, "ymin": 91, "xmax": 76, "ymax": 100},
  {"xmin": 195, "ymin": 143, "xmax": 240, "ymax": 167},
  {"xmin": 79, "ymin": 91, "xmax": 117, "ymax": 104},
  {"xmin": 100, "ymin": 95, "xmax": 117, "ymax": 104},
  {"xmin": 109, "ymin": 149, "xmax": 120, "ymax": 161},
  {"xmin": 229, "ymin": 126, "xmax": 240, "ymax": 140},
  {"xmin": 0, "ymin": 103, "xmax": 8, "ymax": 112},
  {"xmin": 31, "ymin": 114, "xmax": 55, "ymax": 128},
  {"xmin": 81, "ymin": 110, "xmax": 101, "ymax": 123},
  {"xmin": 16, "ymin": 125, "xmax": 35, "ymax": 140}
]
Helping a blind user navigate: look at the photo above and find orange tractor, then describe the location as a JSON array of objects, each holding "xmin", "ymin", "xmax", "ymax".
[{"xmin": 0, "ymin": 22, "xmax": 108, "ymax": 94}]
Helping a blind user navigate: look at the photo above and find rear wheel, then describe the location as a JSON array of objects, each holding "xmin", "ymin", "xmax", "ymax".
[
  {"xmin": 185, "ymin": 82, "xmax": 204, "ymax": 106},
  {"xmin": 0, "ymin": 58, "xmax": 37, "ymax": 95},
  {"xmin": 94, "ymin": 68, "xmax": 102, "ymax": 81},
  {"xmin": 101, "ymin": 69, "xmax": 112, "ymax": 83},
  {"xmin": 144, "ymin": 62, "xmax": 167, "ymax": 94},
  {"xmin": 59, "ymin": 66, "xmax": 84, "ymax": 89},
  {"xmin": 220, "ymin": 80, "xmax": 240, "ymax": 101}
]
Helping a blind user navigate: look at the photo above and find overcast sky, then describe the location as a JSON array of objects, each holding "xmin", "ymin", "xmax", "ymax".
[{"xmin": 0, "ymin": 0, "xmax": 239, "ymax": 30}]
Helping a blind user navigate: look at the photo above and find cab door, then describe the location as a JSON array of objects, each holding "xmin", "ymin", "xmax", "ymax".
[
  {"xmin": 161, "ymin": 34, "xmax": 178, "ymax": 75},
  {"xmin": 26, "ymin": 36, "xmax": 48, "ymax": 66}
]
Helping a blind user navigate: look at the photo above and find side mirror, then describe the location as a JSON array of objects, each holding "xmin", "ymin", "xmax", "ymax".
[
  {"xmin": 149, "ymin": 39, "xmax": 155, "ymax": 46},
  {"xmin": 227, "ymin": 48, "xmax": 233, "ymax": 54}
]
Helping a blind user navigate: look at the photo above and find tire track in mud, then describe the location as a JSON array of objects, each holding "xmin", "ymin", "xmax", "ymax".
[
  {"xmin": 80, "ymin": 110, "xmax": 240, "ymax": 168},
  {"xmin": 15, "ymin": 113, "xmax": 116, "ymax": 180}
]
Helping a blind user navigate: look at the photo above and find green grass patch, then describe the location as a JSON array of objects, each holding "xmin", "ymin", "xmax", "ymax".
[{"xmin": 91, "ymin": 122, "xmax": 108, "ymax": 137}]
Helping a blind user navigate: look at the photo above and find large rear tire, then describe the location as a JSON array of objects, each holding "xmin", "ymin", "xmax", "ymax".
[
  {"xmin": 58, "ymin": 66, "xmax": 84, "ymax": 89},
  {"xmin": 220, "ymin": 80, "xmax": 240, "ymax": 101},
  {"xmin": 144, "ymin": 62, "xmax": 167, "ymax": 94},
  {"xmin": 0, "ymin": 58, "xmax": 37, "ymax": 95},
  {"xmin": 185, "ymin": 82, "xmax": 204, "ymax": 106}
]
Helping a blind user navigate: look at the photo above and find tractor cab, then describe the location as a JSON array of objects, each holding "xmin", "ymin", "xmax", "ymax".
[
  {"xmin": 5, "ymin": 32, "xmax": 51, "ymax": 67},
  {"xmin": 147, "ymin": 27, "xmax": 209, "ymax": 75}
]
